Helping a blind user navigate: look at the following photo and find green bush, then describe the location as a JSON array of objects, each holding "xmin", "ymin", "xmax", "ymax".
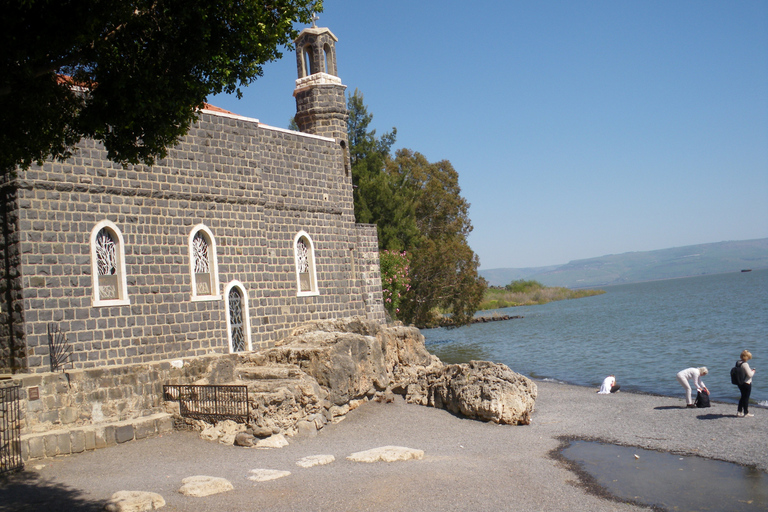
[{"xmin": 505, "ymin": 279, "xmax": 544, "ymax": 293}]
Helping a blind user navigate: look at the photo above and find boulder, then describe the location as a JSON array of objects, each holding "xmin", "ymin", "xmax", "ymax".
[
  {"xmin": 347, "ymin": 446, "xmax": 424, "ymax": 463},
  {"xmin": 406, "ymin": 361, "xmax": 537, "ymax": 425},
  {"xmin": 262, "ymin": 323, "xmax": 390, "ymax": 406},
  {"xmin": 234, "ymin": 432, "xmax": 256, "ymax": 447},
  {"xmin": 104, "ymin": 490, "xmax": 165, "ymax": 511},
  {"xmin": 178, "ymin": 475, "xmax": 233, "ymax": 497},
  {"xmin": 199, "ymin": 419, "xmax": 246, "ymax": 445},
  {"xmin": 255, "ymin": 433, "xmax": 289, "ymax": 449}
]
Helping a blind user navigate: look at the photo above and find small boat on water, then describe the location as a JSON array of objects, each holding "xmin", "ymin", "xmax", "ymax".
[{"xmin": 741, "ymin": 269, "xmax": 752, "ymax": 272}]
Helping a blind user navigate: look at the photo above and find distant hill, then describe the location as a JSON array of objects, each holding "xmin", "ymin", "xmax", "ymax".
[{"xmin": 480, "ymin": 238, "xmax": 768, "ymax": 288}]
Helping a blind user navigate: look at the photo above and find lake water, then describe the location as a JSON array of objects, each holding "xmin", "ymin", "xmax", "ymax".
[{"xmin": 423, "ymin": 268, "xmax": 768, "ymax": 406}]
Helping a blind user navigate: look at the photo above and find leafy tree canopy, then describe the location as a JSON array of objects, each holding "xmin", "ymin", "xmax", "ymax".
[
  {"xmin": 346, "ymin": 91, "xmax": 486, "ymax": 327},
  {"xmin": 1, "ymin": 0, "xmax": 320, "ymax": 175}
]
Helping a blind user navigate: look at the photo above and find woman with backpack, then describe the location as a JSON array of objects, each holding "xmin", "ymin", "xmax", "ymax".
[
  {"xmin": 676, "ymin": 367, "xmax": 708, "ymax": 408},
  {"xmin": 735, "ymin": 350, "xmax": 756, "ymax": 417}
]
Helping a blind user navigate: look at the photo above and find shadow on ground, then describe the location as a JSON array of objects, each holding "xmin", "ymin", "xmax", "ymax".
[{"xmin": 0, "ymin": 471, "xmax": 104, "ymax": 512}]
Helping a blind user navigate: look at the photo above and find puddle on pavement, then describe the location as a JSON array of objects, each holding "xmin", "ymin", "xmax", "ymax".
[{"xmin": 561, "ymin": 440, "xmax": 768, "ymax": 511}]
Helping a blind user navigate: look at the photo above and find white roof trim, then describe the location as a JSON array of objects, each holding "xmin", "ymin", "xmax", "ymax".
[
  {"xmin": 258, "ymin": 123, "xmax": 336, "ymax": 142},
  {"xmin": 201, "ymin": 108, "xmax": 260, "ymax": 124},
  {"xmin": 201, "ymin": 107, "xmax": 336, "ymax": 143}
]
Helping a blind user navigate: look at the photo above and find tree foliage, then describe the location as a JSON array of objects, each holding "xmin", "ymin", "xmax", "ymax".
[
  {"xmin": 387, "ymin": 150, "xmax": 486, "ymax": 328},
  {"xmin": 379, "ymin": 250, "xmax": 410, "ymax": 320},
  {"xmin": 346, "ymin": 92, "xmax": 486, "ymax": 327},
  {"xmin": 1, "ymin": 0, "xmax": 319, "ymax": 175}
]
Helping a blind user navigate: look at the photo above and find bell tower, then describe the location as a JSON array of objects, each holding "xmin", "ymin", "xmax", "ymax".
[{"xmin": 293, "ymin": 21, "xmax": 348, "ymax": 143}]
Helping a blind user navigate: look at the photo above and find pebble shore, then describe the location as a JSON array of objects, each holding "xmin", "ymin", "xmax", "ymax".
[{"xmin": 3, "ymin": 380, "xmax": 765, "ymax": 511}]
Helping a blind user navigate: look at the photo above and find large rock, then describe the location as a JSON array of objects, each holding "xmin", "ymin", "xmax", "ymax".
[
  {"xmin": 178, "ymin": 475, "xmax": 233, "ymax": 497},
  {"xmin": 176, "ymin": 317, "xmax": 538, "ymax": 441},
  {"xmin": 347, "ymin": 446, "xmax": 424, "ymax": 463},
  {"xmin": 104, "ymin": 490, "xmax": 165, "ymax": 511},
  {"xmin": 264, "ymin": 321, "xmax": 390, "ymax": 406},
  {"xmin": 406, "ymin": 361, "xmax": 537, "ymax": 425}
]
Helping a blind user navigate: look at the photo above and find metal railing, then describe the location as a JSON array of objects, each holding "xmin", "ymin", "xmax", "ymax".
[
  {"xmin": 0, "ymin": 383, "xmax": 22, "ymax": 475},
  {"xmin": 163, "ymin": 384, "xmax": 249, "ymax": 423}
]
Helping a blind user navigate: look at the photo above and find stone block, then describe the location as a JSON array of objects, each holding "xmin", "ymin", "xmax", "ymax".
[
  {"xmin": 134, "ymin": 419, "xmax": 155, "ymax": 440},
  {"xmin": 57, "ymin": 433, "xmax": 71, "ymax": 455},
  {"xmin": 156, "ymin": 415, "xmax": 174, "ymax": 434},
  {"xmin": 84, "ymin": 429, "xmax": 96, "ymax": 450},
  {"xmin": 60, "ymin": 407, "xmax": 78, "ymax": 424},
  {"xmin": 26, "ymin": 436, "xmax": 45, "ymax": 459},
  {"xmin": 96, "ymin": 425, "xmax": 116, "ymax": 448},
  {"xmin": 44, "ymin": 434, "xmax": 59, "ymax": 457},
  {"xmin": 70, "ymin": 430, "xmax": 86, "ymax": 453},
  {"xmin": 115, "ymin": 424, "xmax": 134, "ymax": 443}
]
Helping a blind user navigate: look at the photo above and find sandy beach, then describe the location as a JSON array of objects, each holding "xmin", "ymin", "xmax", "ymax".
[{"xmin": 2, "ymin": 380, "xmax": 765, "ymax": 512}]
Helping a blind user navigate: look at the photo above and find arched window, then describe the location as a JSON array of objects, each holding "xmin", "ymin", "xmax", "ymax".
[
  {"xmin": 294, "ymin": 231, "xmax": 319, "ymax": 296},
  {"xmin": 90, "ymin": 220, "xmax": 129, "ymax": 307},
  {"xmin": 303, "ymin": 45, "xmax": 315, "ymax": 76},
  {"xmin": 323, "ymin": 43, "xmax": 335, "ymax": 75},
  {"xmin": 224, "ymin": 281, "xmax": 252, "ymax": 353},
  {"xmin": 189, "ymin": 224, "xmax": 220, "ymax": 301}
]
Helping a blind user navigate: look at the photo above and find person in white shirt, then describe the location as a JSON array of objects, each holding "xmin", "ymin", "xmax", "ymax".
[
  {"xmin": 597, "ymin": 375, "xmax": 620, "ymax": 394},
  {"xmin": 736, "ymin": 350, "xmax": 757, "ymax": 417},
  {"xmin": 676, "ymin": 367, "xmax": 708, "ymax": 408}
]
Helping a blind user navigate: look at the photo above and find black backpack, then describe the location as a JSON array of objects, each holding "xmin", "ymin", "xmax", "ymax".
[
  {"xmin": 695, "ymin": 390, "xmax": 710, "ymax": 408},
  {"xmin": 731, "ymin": 360, "xmax": 745, "ymax": 386}
]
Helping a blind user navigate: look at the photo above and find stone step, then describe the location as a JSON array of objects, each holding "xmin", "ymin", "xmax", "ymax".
[{"xmin": 20, "ymin": 413, "xmax": 173, "ymax": 462}]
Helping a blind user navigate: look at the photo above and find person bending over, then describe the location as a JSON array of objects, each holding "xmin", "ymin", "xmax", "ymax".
[
  {"xmin": 598, "ymin": 375, "xmax": 620, "ymax": 394},
  {"xmin": 676, "ymin": 367, "xmax": 708, "ymax": 408}
]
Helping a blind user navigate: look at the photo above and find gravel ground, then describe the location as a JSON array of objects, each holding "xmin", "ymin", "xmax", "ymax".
[{"xmin": 1, "ymin": 381, "xmax": 765, "ymax": 512}]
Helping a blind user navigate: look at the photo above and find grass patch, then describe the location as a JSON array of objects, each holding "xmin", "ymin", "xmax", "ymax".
[{"xmin": 478, "ymin": 280, "xmax": 605, "ymax": 310}]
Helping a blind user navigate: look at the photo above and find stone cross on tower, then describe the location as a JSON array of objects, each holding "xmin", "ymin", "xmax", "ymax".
[{"xmin": 311, "ymin": 12, "xmax": 319, "ymax": 28}]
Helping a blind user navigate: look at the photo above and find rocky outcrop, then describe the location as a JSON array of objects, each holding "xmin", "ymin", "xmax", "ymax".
[
  {"xmin": 176, "ymin": 317, "xmax": 536, "ymax": 441},
  {"xmin": 404, "ymin": 361, "xmax": 537, "ymax": 425}
]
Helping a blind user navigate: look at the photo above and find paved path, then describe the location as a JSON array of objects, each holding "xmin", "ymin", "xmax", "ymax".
[{"xmin": 1, "ymin": 381, "xmax": 765, "ymax": 511}]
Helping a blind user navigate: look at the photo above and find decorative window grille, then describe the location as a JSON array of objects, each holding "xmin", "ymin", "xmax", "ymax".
[
  {"xmin": 294, "ymin": 232, "xmax": 318, "ymax": 296},
  {"xmin": 96, "ymin": 228, "xmax": 118, "ymax": 299},
  {"xmin": 91, "ymin": 223, "xmax": 127, "ymax": 303},
  {"xmin": 193, "ymin": 232, "xmax": 210, "ymax": 274},
  {"xmin": 297, "ymin": 240, "xmax": 309, "ymax": 274},
  {"xmin": 189, "ymin": 225, "xmax": 219, "ymax": 300},
  {"xmin": 228, "ymin": 287, "xmax": 246, "ymax": 352},
  {"xmin": 192, "ymin": 232, "xmax": 211, "ymax": 295}
]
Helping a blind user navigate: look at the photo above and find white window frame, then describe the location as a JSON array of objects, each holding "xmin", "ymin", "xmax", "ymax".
[
  {"xmin": 90, "ymin": 220, "xmax": 130, "ymax": 307},
  {"xmin": 224, "ymin": 280, "xmax": 252, "ymax": 353},
  {"xmin": 294, "ymin": 230, "xmax": 319, "ymax": 297},
  {"xmin": 188, "ymin": 224, "xmax": 221, "ymax": 301}
]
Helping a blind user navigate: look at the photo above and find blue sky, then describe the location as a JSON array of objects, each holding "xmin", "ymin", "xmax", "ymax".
[{"xmin": 210, "ymin": 1, "xmax": 768, "ymax": 269}]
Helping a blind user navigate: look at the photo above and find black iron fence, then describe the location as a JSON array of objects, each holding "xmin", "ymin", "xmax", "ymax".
[
  {"xmin": 163, "ymin": 385, "xmax": 249, "ymax": 423},
  {"xmin": 1, "ymin": 383, "xmax": 22, "ymax": 475}
]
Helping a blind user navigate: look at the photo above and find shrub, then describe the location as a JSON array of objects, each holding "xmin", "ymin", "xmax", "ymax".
[{"xmin": 379, "ymin": 250, "xmax": 411, "ymax": 320}]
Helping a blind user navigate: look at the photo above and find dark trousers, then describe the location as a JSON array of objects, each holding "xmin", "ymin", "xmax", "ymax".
[{"xmin": 737, "ymin": 383, "xmax": 751, "ymax": 414}]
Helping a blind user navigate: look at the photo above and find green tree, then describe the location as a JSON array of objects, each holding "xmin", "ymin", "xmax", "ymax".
[
  {"xmin": 1, "ymin": 0, "xmax": 319, "ymax": 175},
  {"xmin": 346, "ymin": 89, "xmax": 418, "ymax": 250},
  {"xmin": 346, "ymin": 93, "xmax": 486, "ymax": 327},
  {"xmin": 388, "ymin": 150, "xmax": 486, "ymax": 327}
]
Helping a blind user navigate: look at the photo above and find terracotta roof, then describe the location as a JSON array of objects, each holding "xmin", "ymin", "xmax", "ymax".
[{"xmin": 202, "ymin": 103, "xmax": 236, "ymax": 115}]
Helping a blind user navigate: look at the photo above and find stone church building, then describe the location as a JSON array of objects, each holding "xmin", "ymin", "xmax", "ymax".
[{"xmin": 0, "ymin": 25, "xmax": 385, "ymax": 376}]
